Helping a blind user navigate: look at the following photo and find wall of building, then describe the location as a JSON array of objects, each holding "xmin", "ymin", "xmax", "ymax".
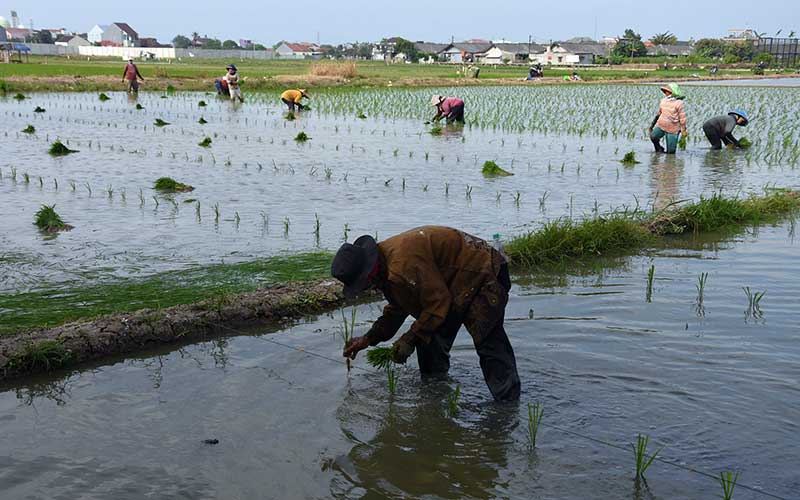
[{"xmin": 25, "ymin": 43, "xmax": 274, "ymax": 60}]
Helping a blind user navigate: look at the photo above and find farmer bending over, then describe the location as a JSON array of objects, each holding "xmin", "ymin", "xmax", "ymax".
[
  {"xmin": 223, "ymin": 64, "xmax": 244, "ymax": 102},
  {"xmin": 280, "ymin": 88, "xmax": 309, "ymax": 112},
  {"xmin": 122, "ymin": 58, "xmax": 144, "ymax": 93},
  {"xmin": 431, "ymin": 95, "xmax": 465, "ymax": 124},
  {"xmin": 649, "ymin": 83, "xmax": 687, "ymax": 154},
  {"xmin": 332, "ymin": 226, "xmax": 521, "ymax": 402},
  {"xmin": 702, "ymin": 110, "xmax": 749, "ymax": 150}
]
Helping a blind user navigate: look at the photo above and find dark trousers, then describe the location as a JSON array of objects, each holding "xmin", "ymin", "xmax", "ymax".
[
  {"xmin": 446, "ymin": 104, "xmax": 465, "ymax": 124},
  {"xmin": 282, "ymin": 98, "xmax": 296, "ymax": 111},
  {"xmin": 416, "ymin": 265, "xmax": 521, "ymax": 401},
  {"xmin": 703, "ymin": 123, "xmax": 723, "ymax": 150}
]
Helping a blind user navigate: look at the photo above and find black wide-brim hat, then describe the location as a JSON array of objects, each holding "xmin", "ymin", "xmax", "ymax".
[{"xmin": 331, "ymin": 235, "xmax": 378, "ymax": 298}]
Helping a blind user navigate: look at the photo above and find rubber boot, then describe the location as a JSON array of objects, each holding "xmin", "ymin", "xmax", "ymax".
[{"xmin": 651, "ymin": 137, "xmax": 665, "ymax": 153}]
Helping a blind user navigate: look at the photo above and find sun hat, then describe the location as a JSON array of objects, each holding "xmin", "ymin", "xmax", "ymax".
[
  {"xmin": 227, "ymin": 63, "xmax": 237, "ymax": 70},
  {"xmin": 430, "ymin": 95, "xmax": 444, "ymax": 106},
  {"xmin": 728, "ymin": 109, "xmax": 749, "ymax": 126},
  {"xmin": 299, "ymin": 88, "xmax": 309, "ymax": 97},
  {"xmin": 331, "ymin": 235, "xmax": 379, "ymax": 298}
]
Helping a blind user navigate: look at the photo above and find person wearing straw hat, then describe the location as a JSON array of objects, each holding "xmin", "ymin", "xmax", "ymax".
[
  {"xmin": 122, "ymin": 58, "xmax": 144, "ymax": 93},
  {"xmin": 702, "ymin": 110, "xmax": 749, "ymax": 150},
  {"xmin": 648, "ymin": 83, "xmax": 687, "ymax": 154},
  {"xmin": 223, "ymin": 64, "xmax": 244, "ymax": 102},
  {"xmin": 430, "ymin": 95, "xmax": 465, "ymax": 124},
  {"xmin": 280, "ymin": 88, "xmax": 310, "ymax": 112},
  {"xmin": 332, "ymin": 226, "xmax": 521, "ymax": 402}
]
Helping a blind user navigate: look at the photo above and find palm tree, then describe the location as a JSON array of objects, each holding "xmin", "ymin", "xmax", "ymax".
[
  {"xmin": 650, "ymin": 32, "xmax": 678, "ymax": 46},
  {"xmin": 191, "ymin": 32, "xmax": 200, "ymax": 47}
]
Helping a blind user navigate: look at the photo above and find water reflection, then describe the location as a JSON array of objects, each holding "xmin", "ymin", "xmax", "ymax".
[
  {"xmin": 648, "ymin": 154, "xmax": 685, "ymax": 210},
  {"xmin": 332, "ymin": 385, "xmax": 518, "ymax": 499}
]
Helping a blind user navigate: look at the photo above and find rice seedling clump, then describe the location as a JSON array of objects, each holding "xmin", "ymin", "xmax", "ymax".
[
  {"xmin": 154, "ymin": 118, "xmax": 170, "ymax": 127},
  {"xmin": 738, "ymin": 137, "xmax": 752, "ymax": 148},
  {"xmin": 198, "ymin": 100, "xmax": 207, "ymax": 107},
  {"xmin": 34, "ymin": 106, "xmax": 46, "ymax": 113},
  {"xmin": 14, "ymin": 93, "xmax": 25, "ymax": 100},
  {"xmin": 366, "ymin": 346, "xmax": 396, "ymax": 370},
  {"xmin": 135, "ymin": 103, "xmax": 144, "ymax": 110},
  {"xmin": 620, "ymin": 151, "xmax": 639, "ymax": 165},
  {"xmin": 98, "ymin": 93, "xmax": 110, "ymax": 101},
  {"xmin": 153, "ymin": 177, "xmax": 194, "ymax": 192},
  {"xmin": 198, "ymin": 137, "xmax": 212, "ymax": 147},
  {"xmin": 357, "ymin": 111, "xmax": 367, "ymax": 119},
  {"xmin": 294, "ymin": 131, "xmax": 310, "ymax": 142},
  {"xmin": 198, "ymin": 117, "xmax": 208, "ymax": 124},
  {"xmin": 22, "ymin": 125, "xmax": 35, "ymax": 134},
  {"xmin": 48, "ymin": 140, "xmax": 78, "ymax": 156},
  {"xmin": 34, "ymin": 204, "xmax": 73, "ymax": 232},
  {"xmin": 430, "ymin": 125, "xmax": 443, "ymax": 136},
  {"xmin": 482, "ymin": 161, "xmax": 514, "ymax": 177},
  {"xmin": 285, "ymin": 112, "xmax": 296, "ymax": 121}
]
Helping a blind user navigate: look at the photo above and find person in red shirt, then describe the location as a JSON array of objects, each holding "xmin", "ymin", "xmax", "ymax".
[
  {"xmin": 122, "ymin": 58, "xmax": 144, "ymax": 93},
  {"xmin": 431, "ymin": 95, "xmax": 465, "ymax": 124}
]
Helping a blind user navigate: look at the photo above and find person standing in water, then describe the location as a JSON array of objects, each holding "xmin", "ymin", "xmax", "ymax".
[
  {"xmin": 649, "ymin": 83, "xmax": 687, "ymax": 154},
  {"xmin": 223, "ymin": 64, "xmax": 244, "ymax": 102},
  {"xmin": 122, "ymin": 58, "xmax": 144, "ymax": 93}
]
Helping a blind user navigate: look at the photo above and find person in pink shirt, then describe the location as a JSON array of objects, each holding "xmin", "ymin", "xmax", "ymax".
[
  {"xmin": 122, "ymin": 58, "xmax": 144, "ymax": 93},
  {"xmin": 430, "ymin": 95, "xmax": 465, "ymax": 124},
  {"xmin": 648, "ymin": 83, "xmax": 688, "ymax": 154}
]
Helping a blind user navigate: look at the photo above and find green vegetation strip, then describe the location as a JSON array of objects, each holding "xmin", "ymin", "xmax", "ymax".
[
  {"xmin": 506, "ymin": 190, "xmax": 800, "ymax": 268},
  {"xmin": 0, "ymin": 252, "xmax": 332, "ymax": 335}
]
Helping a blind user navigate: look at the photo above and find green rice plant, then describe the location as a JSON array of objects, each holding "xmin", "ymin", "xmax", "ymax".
[
  {"xmin": 294, "ymin": 131, "xmax": 310, "ymax": 142},
  {"xmin": 234, "ymin": 211, "xmax": 241, "ymax": 225},
  {"xmin": 120, "ymin": 188, "xmax": 125, "ymax": 202},
  {"xmin": 34, "ymin": 106, "xmax": 46, "ymax": 113},
  {"xmin": 13, "ymin": 92, "xmax": 25, "ymax": 100},
  {"xmin": 22, "ymin": 125, "xmax": 35, "ymax": 134},
  {"xmin": 22, "ymin": 173, "xmax": 30, "ymax": 184},
  {"xmin": 465, "ymin": 185, "xmax": 473, "ymax": 199},
  {"xmin": 738, "ymin": 137, "xmax": 753, "ymax": 149},
  {"xmin": 621, "ymin": 151, "xmax": 640, "ymax": 165},
  {"xmin": 717, "ymin": 470, "xmax": 740, "ymax": 500},
  {"xmin": 340, "ymin": 306, "xmax": 357, "ymax": 373},
  {"xmin": 152, "ymin": 196, "xmax": 159, "ymax": 208},
  {"xmin": 198, "ymin": 117, "xmax": 208, "ymax": 124},
  {"xmin": 743, "ymin": 286, "xmax": 766, "ymax": 318},
  {"xmin": 527, "ymin": 401, "xmax": 544, "ymax": 449},
  {"xmin": 645, "ymin": 264, "xmax": 655, "ymax": 303},
  {"xmin": 285, "ymin": 111, "xmax": 296, "ymax": 121},
  {"xmin": 38, "ymin": 176, "xmax": 43, "ymax": 188},
  {"xmin": 314, "ymin": 213, "xmax": 321, "ymax": 242},
  {"xmin": 357, "ymin": 111, "xmax": 367, "ymax": 119},
  {"xmin": 446, "ymin": 384, "xmax": 461, "ymax": 417},
  {"xmin": 283, "ymin": 217, "xmax": 290, "ymax": 236},
  {"xmin": 198, "ymin": 137, "xmax": 212, "ymax": 147},
  {"xmin": 678, "ymin": 133, "xmax": 688, "ymax": 150},
  {"xmin": 387, "ymin": 365, "xmax": 397, "ymax": 394},
  {"xmin": 630, "ymin": 433, "xmax": 662, "ymax": 481},
  {"xmin": 154, "ymin": 118, "xmax": 170, "ymax": 127},
  {"xmin": 343, "ymin": 223, "xmax": 350, "ymax": 242},
  {"xmin": 430, "ymin": 125, "xmax": 443, "ymax": 136},
  {"xmin": 10, "ymin": 167, "xmax": 16, "ymax": 181},
  {"xmin": 482, "ymin": 160, "xmax": 514, "ymax": 177},
  {"xmin": 213, "ymin": 203, "xmax": 220, "ymax": 223},
  {"xmin": 366, "ymin": 346, "xmax": 396, "ymax": 370},
  {"xmin": 106, "ymin": 184, "xmax": 114, "ymax": 199},
  {"xmin": 48, "ymin": 140, "xmax": 78, "ymax": 156},
  {"xmin": 84, "ymin": 182, "xmax": 92, "ymax": 197},
  {"xmin": 98, "ymin": 93, "xmax": 110, "ymax": 101},
  {"xmin": 696, "ymin": 272, "xmax": 709, "ymax": 306},
  {"xmin": 69, "ymin": 180, "xmax": 76, "ymax": 191},
  {"xmin": 324, "ymin": 167, "xmax": 333, "ymax": 180},
  {"xmin": 514, "ymin": 191, "xmax": 522, "ymax": 207},
  {"xmin": 153, "ymin": 177, "xmax": 194, "ymax": 192},
  {"xmin": 198, "ymin": 100, "xmax": 207, "ymax": 107},
  {"xmin": 135, "ymin": 103, "xmax": 144, "ymax": 110},
  {"xmin": 137, "ymin": 188, "xmax": 145, "ymax": 206},
  {"xmin": 53, "ymin": 178, "xmax": 58, "ymax": 190},
  {"xmin": 34, "ymin": 204, "xmax": 72, "ymax": 232}
]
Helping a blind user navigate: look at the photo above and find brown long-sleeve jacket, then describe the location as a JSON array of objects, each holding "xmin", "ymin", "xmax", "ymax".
[{"xmin": 365, "ymin": 226, "xmax": 506, "ymax": 346}]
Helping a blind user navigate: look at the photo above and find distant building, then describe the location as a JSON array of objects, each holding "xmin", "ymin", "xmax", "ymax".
[
  {"xmin": 42, "ymin": 28, "xmax": 68, "ymax": 37},
  {"xmin": 239, "ymin": 39, "xmax": 253, "ymax": 48},
  {"xmin": 55, "ymin": 35, "xmax": 91, "ymax": 47},
  {"xmin": 413, "ymin": 42, "xmax": 449, "ymax": 62},
  {"xmin": 726, "ymin": 29, "xmax": 760, "ymax": 42},
  {"xmin": 274, "ymin": 42, "xmax": 321, "ymax": 59},
  {"xmin": 531, "ymin": 42, "xmax": 607, "ymax": 65},
  {"xmin": 88, "ymin": 24, "xmax": 109, "ymax": 44},
  {"xmin": 101, "ymin": 22, "xmax": 139, "ymax": 47},
  {"xmin": 440, "ymin": 41, "xmax": 493, "ymax": 63},
  {"xmin": 139, "ymin": 37, "xmax": 168, "ymax": 48},
  {"xmin": 0, "ymin": 27, "xmax": 6, "ymax": 43},
  {"xmin": 5, "ymin": 27, "xmax": 31, "ymax": 41},
  {"xmin": 646, "ymin": 41, "xmax": 694, "ymax": 57},
  {"xmin": 477, "ymin": 43, "xmax": 540, "ymax": 64}
]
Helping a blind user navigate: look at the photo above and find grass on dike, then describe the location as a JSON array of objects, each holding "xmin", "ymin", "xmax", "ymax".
[{"xmin": 0, "ymin": 252, "xmax": 332, "ymax": 335}]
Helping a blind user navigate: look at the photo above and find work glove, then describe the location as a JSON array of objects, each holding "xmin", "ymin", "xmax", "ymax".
[
  {"xmin": 392, "ymin": 334, "xmax": 416, "ymax": 364},
  {"xmin": 681, "ymin": 131, "xmax": 688, "ymax": 138}
]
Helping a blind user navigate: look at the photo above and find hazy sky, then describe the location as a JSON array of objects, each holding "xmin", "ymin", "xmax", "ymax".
[{"xmin": 6, "ymin": 1, "xmax": 799, "ymax": 45}]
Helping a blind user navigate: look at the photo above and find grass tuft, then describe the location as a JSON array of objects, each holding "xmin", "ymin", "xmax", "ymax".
[
  {"xmin": 34, "ymin": 204, "xmax": 72, "ymax": 232},
  {"xmin": 8, "ymin": 340, "xmax": 71, "ymax": 373},
  {"xmin": 153, "ymin": 177, "xmax": 194, "ymax": 192},
  {"xmin": 482, "ymin": 160, "xmax": 514, "ymax": 177},
  {"xmin": 48, "ymin": 140, "xmax": 78, "ymax": 156}
]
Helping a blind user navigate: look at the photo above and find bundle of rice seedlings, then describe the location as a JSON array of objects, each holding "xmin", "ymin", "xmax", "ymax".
[
  {"xmin": 285, "ymin": 112, "xmax": 296, "ymax": 121},
  {"xmin": 98, "ymin": 93, "xmax": 110, "ymax": 101},
  {"xmin": 135, "ymin": 103, "xmax": 144, "ymax": 110},
  {"xmin": 34, "ymin": 106, "xmax": 46, "ymax": 113},
  {"xmin": 48, "ymin": 140, "xmax": 78, "ymax": 156},
  {"xmin": 198, "ymin": 100, "xmax": 207, "ymax": 107},
  {"xmin": 14, "ymin": 93, "xmax": 25, "ymax": 100},
  {"xmin": 22, "ymin": 125, "xmax": 35, "ymax": 134},
  {"xmin": 294, "ymin": 131, "xmax": 310, "ymax": 142},
  {"xmin": 198, "ymin": 117, "xmax": 208, "ymax": 124},
  {"xmin": 366, "ymin": 347, "xmax": 396, "ymax": 370},
  {"xmin": 153, "ymin": 177, "xmax": 194, "ymax": 192},
  {"xmin": 154, "ymin": 118, "xmax": 170, "ymax": 127},
  {"xmin": 482, "ymin": 160, "xmax": 513, "ymax": 177},
  {"xmin": 620, "ymin": 151, "xmax": 640, "ymax": 165},
  {"xmin": 34, "ymin": 205, "xmax": 73, "ymax": 232},
  {"xmin": 430, "ymin": 125, "xmax": 443, "ymax": 136},
  {"xmin": 738, "ymin": 137, "xmax": 753, "ymax": 149},
  {"xmin": 198, "ymin": 137, "xmax": 212, "ymax": 147}
]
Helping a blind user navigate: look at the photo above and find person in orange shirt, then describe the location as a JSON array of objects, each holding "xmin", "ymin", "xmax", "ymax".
[
  {"xmin": 649, "ymin": 83, "xmax": 688, "ymax": 154},
  {"xmin": 280, "ymin": 89, "xmax": 309, "ymax": 112}
]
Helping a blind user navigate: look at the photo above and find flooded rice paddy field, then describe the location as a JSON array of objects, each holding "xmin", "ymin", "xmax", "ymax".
[
  {"xmin": 1, "ymin": 221, "xmax": 798, "ymax": 499},
  {"xmin": 2, "ymin": 85, "xmax": 800, "ymax": 293}
]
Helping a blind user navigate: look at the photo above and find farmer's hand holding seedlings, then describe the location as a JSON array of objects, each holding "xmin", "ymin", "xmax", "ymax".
[{"xmin": 343, "ymin": 335, "xmax": 370, "ymax": 359}]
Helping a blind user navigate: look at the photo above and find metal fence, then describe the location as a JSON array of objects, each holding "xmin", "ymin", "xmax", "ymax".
[
  {"xmin": 24, "ymin": 43, "xmax": 275, "ymax": 61},
  {"xmin": 756, "ymin": 37, "xmax": 800, "ymax": 66}
]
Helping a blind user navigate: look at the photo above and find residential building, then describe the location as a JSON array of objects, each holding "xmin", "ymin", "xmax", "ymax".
[
  {"xmin": 239, "ymin": 39, "xmax": 253, "ymax": 48},
  {"xmin": 88, "ymin": 24, "xmax": 109, "ymax": 44},
  {"xmin": 477, "ymin": 43, "xmax": 540, "ymax": 64},
  {"xmin": 101, "ymin": 22, "xmax": 139, "ymax": 47},
  {"xmin": 530, "ymin": 42, "xmax": 607, "ymax": 65},
  {"xmin": 413, "ymin": 42, "xmax": 448, "ymax": 62},
  {"xmin": 646, "ymin": 41, "xmax": 694, "ymax": 57},
  {"xmin": 274, "ymin": 42, "xmax": 321, "ymax": 59},
  {"xmin": 0, "ymin": 27, "xmax": 6, "ymax": 43},
  {"xmin": 726, "ymin": 29, "xmax": 760, "ymax": 42},
  {"xmin": 55, "ymin": 35, "xmax": 91, "ymax": 47},
  {"xmin": 440, "ymin": 41, "xmax": 493, "ymax": 63},
  {"xmin": 5, "ymin": 27, "xmax": 31, "ymax": 41}
]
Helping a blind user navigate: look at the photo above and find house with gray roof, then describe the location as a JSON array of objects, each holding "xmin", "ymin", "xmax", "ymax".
[
  {"xmin": 440, "ymin": 41, "xmax": 493, "ymax": 63},
  {"xmin": 101, "ymin": 22, "xmax": 139, "ymax": 47}
]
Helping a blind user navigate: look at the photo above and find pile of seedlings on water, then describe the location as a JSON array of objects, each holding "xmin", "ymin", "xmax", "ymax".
[
  {"xmin": 98, "ymin": 93, "xmax": 110, "ymax": 101},
  {"xmin": 34, "ymin": 106, "xmax": 46, "ymax": 113},
  {"xmin": 482, "ymin": 160, "xmax": 513, "ymax": 177},
  {"xmin": 153, "ymin": 177, "xmax": 194, "ymax": 192},
  {"xmin": 430, "ymin": 125, "xmax": 443, "ymax": 136},
  {"xmin": 33, "ymin": 204, "xmax": 73, "ymax": 233},
  {"xmin": 198, "ymin": 137, "xmax": 212, "ymax": 147},
  {"xmin": 13, "ymin": 93, "xmax": 25, "ymax": 100},
  {"xmin": 284, "ymin": 112, "xmax": 296, "ymax": 121},
  {"xmin": 48, "ymin": 140, "xmax": 78, "ymax": 156},
  {"xmin": 135, "ymin": 103, "xmax": 144, "ymax": 110},
  {"xmin": 22, "ymin": 125, "xmax": 35, "ymax": 134},
  {"xmin": 198, "ymin": 117, "xmax": 208, "ymax": 124},
  {"xmin": 294, "ymin": 131, "xmax": 310, "ymax": 142},
  {"xmin": 620, "ymin": 151, "xmax": 640, "ymax": 165},
  {"xmin": 678, "ymin": 133, "xmax": 688, "ymax": 150},
  {"xmin": 154, "ymin": 118, "xmax": 170, "ymax": 127}
]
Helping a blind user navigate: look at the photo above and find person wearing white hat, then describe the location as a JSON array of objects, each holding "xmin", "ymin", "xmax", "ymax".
[
  {"xmin": 122, "ymin": 58, "xmax": 144, "ymax": 93},
  {"xmin": 430, "ymin": 95, "xmax": 465, "ymax": 124},
  {"xmin": 223, "ymin": 64, "xmax": 244, "ymax": 102}
]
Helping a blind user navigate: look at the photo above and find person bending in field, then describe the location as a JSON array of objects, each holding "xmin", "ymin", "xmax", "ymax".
[
  {"xmin": 223, "ymin": 64, "xmax": 244, "ymax": 102},
  {"xmin": 430, "ymin": 95, "xmax": 465, "ymax": 124},
  {"xmin": 649, "ymin": 83, "xmax": 687, "ymax": 154},
  {"xmin": 122, "ymin": 58, "xmax": 144, "ymax": 93},
  {"xmin": 332, "ymin": 226, "xmax": 521, "ymax": 402},
  {"xmin": 280, "ymin": 88, "xmax": 309, "ymax": 112},
  {"xmin": 702, "ymin": 110, "xmax": 749, "ymax": 150}
]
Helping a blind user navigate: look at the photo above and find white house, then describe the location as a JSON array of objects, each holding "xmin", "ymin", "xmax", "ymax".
[
  {"xmin": 275, "ymin": 42, "xmax": 321, "ymax": 59},
  {"xmin": 530, "ymin": 42, "xmax": 606, "ymax": 65},
  {"xmin": 55, "ymin": 35, "xmax": 91, "ymax": 47},
  {"xmin": 440, "ymin": 42, "xmax": 492, "ymax": 63},
  {"xmin": 88, "ymin": 24, "xmax": 108, "ymax": 44},
  {"xmin": 477, "ymin": 43, "xmax": 541, "ymax": 64}
]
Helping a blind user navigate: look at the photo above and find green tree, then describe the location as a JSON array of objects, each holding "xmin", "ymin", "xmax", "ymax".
[
  {"xmin": 253, "ymin": 44, "xmax": 267, "ymax": 51},
  {"xmin": 612, "ymin": 29, "xmax": 647, "ymax": 58},
  {"xmin": 205, "ymin": 38, "xmax": 222, "ymax": 50},
  {"xmin": 29, "ymin": 30, "xmax": 54, "ymax": 44},
  {"xmin": 222, "ymin": 39, "xmax": 239, "ymax": 50},
  {"xmin": 695, "ymin": 38, "xmax": 725, "ymax": 58},
  {"xmin": 393, "ymin": 38, "xmax": 419, "ymax": 62},
  {"xmin": 172, "ymin": 35, "xmax": 191, "ymax": 49},
  {"xmin": 650, "ymin": 32, "xmax": 678, "ymax": 45}
]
